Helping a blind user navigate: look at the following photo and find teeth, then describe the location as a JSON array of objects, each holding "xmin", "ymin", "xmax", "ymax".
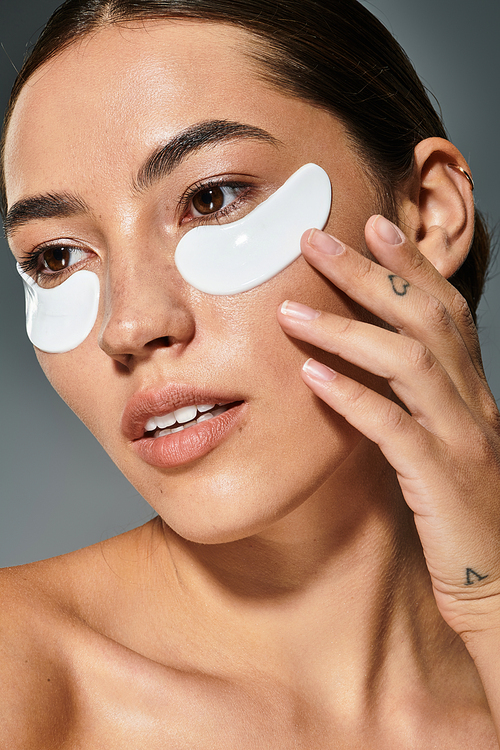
[
  {"xmin": 146, "ymin": 402, "xmax": 234, "ymax": 437},
  {"xmin": 197, "ymin": 412, "xmax": 214, "ymax": 423},
  {"xmin": 157, "ymin": 413, "xmax": 176, "ymax": 429},
  {"xmin": 145, "ymin": 403, "xmax": 231, "ymax": 435},
  {"xmin": 174, "ymin": 405, "xmax": 198, "ymax": 424},
  {"xmin": 197, "ymin": 404, "xmax": 215, "ymax": 413}
]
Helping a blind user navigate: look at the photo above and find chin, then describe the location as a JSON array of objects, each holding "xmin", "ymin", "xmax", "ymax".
[{"xmin": 119, "ymin": 437, "xmax": 357, "ymax": 546}]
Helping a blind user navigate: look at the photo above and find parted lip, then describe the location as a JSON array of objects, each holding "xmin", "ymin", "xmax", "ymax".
[{"xmin": 121, "ymin": 383, "xmax": 244, "ymax": 441}]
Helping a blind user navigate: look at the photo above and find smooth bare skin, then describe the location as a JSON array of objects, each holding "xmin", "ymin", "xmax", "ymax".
[{"xmin": 2, "ymin": 20, "xmax": 500, "ymax": 749}]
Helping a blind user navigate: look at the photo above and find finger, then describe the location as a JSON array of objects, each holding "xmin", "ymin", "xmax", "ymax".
[
  {"xmin": 365, "ymin": 214, "xmax": 485, "ymax": 378},
  {"xmin": 302, "ymin": 356, "xmax": 500, "ymax": 614},
  {"xmin": 300, "ymin": 226, "xmax": 493, "ymax": 415},
  {"xmin": 278, "ymin": 301, "xmax": 471, "ymax": 440},
  {"xmin": 299, "ymin": 357, "xmax": 437, "ymax": 485}
]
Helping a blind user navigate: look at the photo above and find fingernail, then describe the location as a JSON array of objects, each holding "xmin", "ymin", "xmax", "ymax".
[
  {"xmin": 308, "ymin": 228, "xmax": 345, "ymax": 255},
  {"xmin": 281, "ymin": 300, "xmax": 321, "ymax": 320},
  {"xmin": 302, "ymin": 358, "xmax": 337, "ymax": 381},
  {"xmin": 371, "ymin": 215, "xmax": 405, "ymax": 245}
]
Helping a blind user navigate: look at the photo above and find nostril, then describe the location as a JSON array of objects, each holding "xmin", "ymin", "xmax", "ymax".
[
  {"xmin": 142, "ymin": 335, "xmax": 174, "ymax": 352},
  {"xmin": 149, "ymin": 336, "xmax": 172, "ymax": 348}
]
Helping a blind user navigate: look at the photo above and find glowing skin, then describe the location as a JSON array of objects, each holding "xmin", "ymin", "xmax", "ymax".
[
  {"xmin": 175, "ymin": 163, "xmax": 332, "ymax": 295},
  {"xmin": 2, "ymin": 21, "xmax": 497, "ymax": 750},
  {"xmin": 4, "ymin": 21, "xmax": 384, "ymax": 544},
  {"xmin": 16, "ymin": 265, "xmax": 100, "ymax": 354}
]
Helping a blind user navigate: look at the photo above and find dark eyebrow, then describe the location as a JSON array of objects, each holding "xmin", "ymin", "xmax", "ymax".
[
  {"xmin": 4, "ymin": 121, "xmax": 280, "ymax": 237},
  {"xmin": 134, "ymin": 120, "xmax": 281, "ymax": 192},
  {"xmin": 4, "ymin": 192, "xmax": 89, "ymax": 239}
]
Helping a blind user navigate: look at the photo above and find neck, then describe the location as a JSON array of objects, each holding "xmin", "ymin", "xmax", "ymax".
[
  {"xmin": 168, "ymin": 440, "xmax": 416, "ymax": 597},
  {"xmin": 127, "ymin": 441, "xmax": 479, "ymax": 715}
]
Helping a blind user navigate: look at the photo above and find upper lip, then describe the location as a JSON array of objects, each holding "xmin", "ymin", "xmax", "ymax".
[{"xmin": 121, "ymin": 383, "xmax": 244, "ymax": 440}]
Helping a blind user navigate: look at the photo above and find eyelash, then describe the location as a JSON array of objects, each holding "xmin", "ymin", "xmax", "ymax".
[
  {"xmin": 17, "ymin": 178, "xmax": 254, "ymax": 278},
  {"xmin": 17, "ymin": 244, "xmax": 87, "ymax": 277}
]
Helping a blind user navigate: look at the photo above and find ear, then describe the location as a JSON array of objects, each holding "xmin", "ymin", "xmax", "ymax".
[{"xmin": 398, "ymin": 137, "xmax": 475, "ymax": 279}]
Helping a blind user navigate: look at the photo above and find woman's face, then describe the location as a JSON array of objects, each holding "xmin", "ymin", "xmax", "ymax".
[{"xmin": 4, "ymin": 21, "xmax": 387, "ymax": 543}]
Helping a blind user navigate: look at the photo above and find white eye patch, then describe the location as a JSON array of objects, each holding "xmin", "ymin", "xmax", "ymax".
[
  {"xmin": 16, "ymin": 164, "xmax": 330, "ymax": 352},
  {"xmin": 175, "ymin": 163, "xmax": 332, "ymax": 295},
  {"xmin": 17, "ymin": 265, "xmax": 100, "ymax": 354}
]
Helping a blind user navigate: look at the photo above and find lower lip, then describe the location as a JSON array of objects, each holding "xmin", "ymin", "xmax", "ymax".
[{"xmin": 130, "ymin": 403, "xmax": 246, "ymax": 469}]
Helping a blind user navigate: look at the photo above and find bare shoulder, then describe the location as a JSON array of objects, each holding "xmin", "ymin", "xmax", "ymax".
[
  {"xmin": 0, "ymin": 523, "xmax": 158, "ymax": 748},
  {"xmin": 0, "ymin": 557, "xmax": 77, "ymax": 748}
]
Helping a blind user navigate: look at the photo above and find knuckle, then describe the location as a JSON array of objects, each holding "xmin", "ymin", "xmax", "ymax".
[
  {"xmin": 380, "ymin": 402, "xmax": 408, "ymax": 433},
  {"xmin": 335, "ymin": 315, "xmax": 357, "ymax": 338},
  {"xmin": 422, "ymin": 294, "xmax": 452, "ymax": 331},
  {"xmin": 449, "ymin": 289, "xmax": 474, "ymax": 329},
  {"xmin": 343, "ymin": 381, "xmax": 368, "ymax": 410},
  {"xmin": 403, "ymin": 338, "xmax": 436, "ymax": 375},
  {"xmin": 355, "ymin": 255, "xmax": 378, "ymax": 285},
  {"xmin": 404, "ymin": 248, "xmax": 428, "ymax": 276}
]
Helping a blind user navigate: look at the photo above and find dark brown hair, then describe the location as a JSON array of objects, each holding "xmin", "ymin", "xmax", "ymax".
[{"xmin": 0, "ymin": 0, "xmax": 490, "ymax": 320}]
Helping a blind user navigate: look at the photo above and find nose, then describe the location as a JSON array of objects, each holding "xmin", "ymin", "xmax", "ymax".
[{"xmin": 98, "ymin": 248, "xmax": 196, "ymax": 368}]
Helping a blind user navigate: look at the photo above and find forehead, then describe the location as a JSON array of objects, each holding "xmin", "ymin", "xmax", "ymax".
[
  {"xmin": 4, "ymin": 21, "xmax": 341, "ymax": 205},
  {"xmin": 22, "ymin": 20, "xmax": 264, "ymax": 120}
]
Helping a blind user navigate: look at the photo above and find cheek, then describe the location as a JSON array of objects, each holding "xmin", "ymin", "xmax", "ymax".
[
  {"xmin": 35, "ymin": 341, "xmax": 114, "ymax": 434},
  {"xmin": 197, "ymin": 257, "xmax": 346, "ymax": 389}
]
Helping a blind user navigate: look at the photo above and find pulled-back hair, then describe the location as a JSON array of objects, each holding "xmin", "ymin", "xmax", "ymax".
[{"xmin": 0, "ymin": 0, "xmax": 490, "ymax": 320}]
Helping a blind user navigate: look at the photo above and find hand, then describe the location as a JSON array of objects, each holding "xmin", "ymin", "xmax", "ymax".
[{"xmin": 278, "ymin": 216, "xmax": 500, "ymax": 639}]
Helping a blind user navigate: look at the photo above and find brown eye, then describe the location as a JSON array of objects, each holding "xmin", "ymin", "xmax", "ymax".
[
  {"xmin": 43, "ymin": 246, "xmax": 70, "ymax": 272},
  {"xmin": 192, "ymin": 186, "xmax": 225, "ymax": 215},
  {"xmin": 40, "ymin": 245, "xmax": 87, "ymax": 273},
  {"xmin": 188, "ymin": 184, "xmax": 244, "ymax": 219}
]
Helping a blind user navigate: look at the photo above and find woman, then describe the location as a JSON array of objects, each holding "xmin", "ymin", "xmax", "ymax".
[{"xmin": 1, "ymin": 0, "xmax": 500, "ymax": 746}]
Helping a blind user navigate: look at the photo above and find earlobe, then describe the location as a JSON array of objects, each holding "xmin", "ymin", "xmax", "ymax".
[{"xmin": 399, "ymin": 137, "xmax": 475, "ymax": 279}]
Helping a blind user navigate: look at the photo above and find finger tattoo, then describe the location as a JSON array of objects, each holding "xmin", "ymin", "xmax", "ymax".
[{"xmin": 388, "ymin": 274, "xmax": 410, "ymax": 296}]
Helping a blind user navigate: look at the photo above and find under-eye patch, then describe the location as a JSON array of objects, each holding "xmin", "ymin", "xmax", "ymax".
[
  {"xmin": 17, "ymin": 266, "xmax": 100, "ymax": 354},
  {"xmin": 174, "ymin": 163, "xmax": 332, "ymax": 295},
  {"xmin": 16, "ymin": 163, "xmax": 331, "ymax": 353}
]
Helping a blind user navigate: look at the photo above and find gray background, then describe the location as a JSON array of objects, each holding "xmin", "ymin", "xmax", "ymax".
[{"xmin": 1, "ymin": 0, "xmax": 499, "ymax": 567}]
